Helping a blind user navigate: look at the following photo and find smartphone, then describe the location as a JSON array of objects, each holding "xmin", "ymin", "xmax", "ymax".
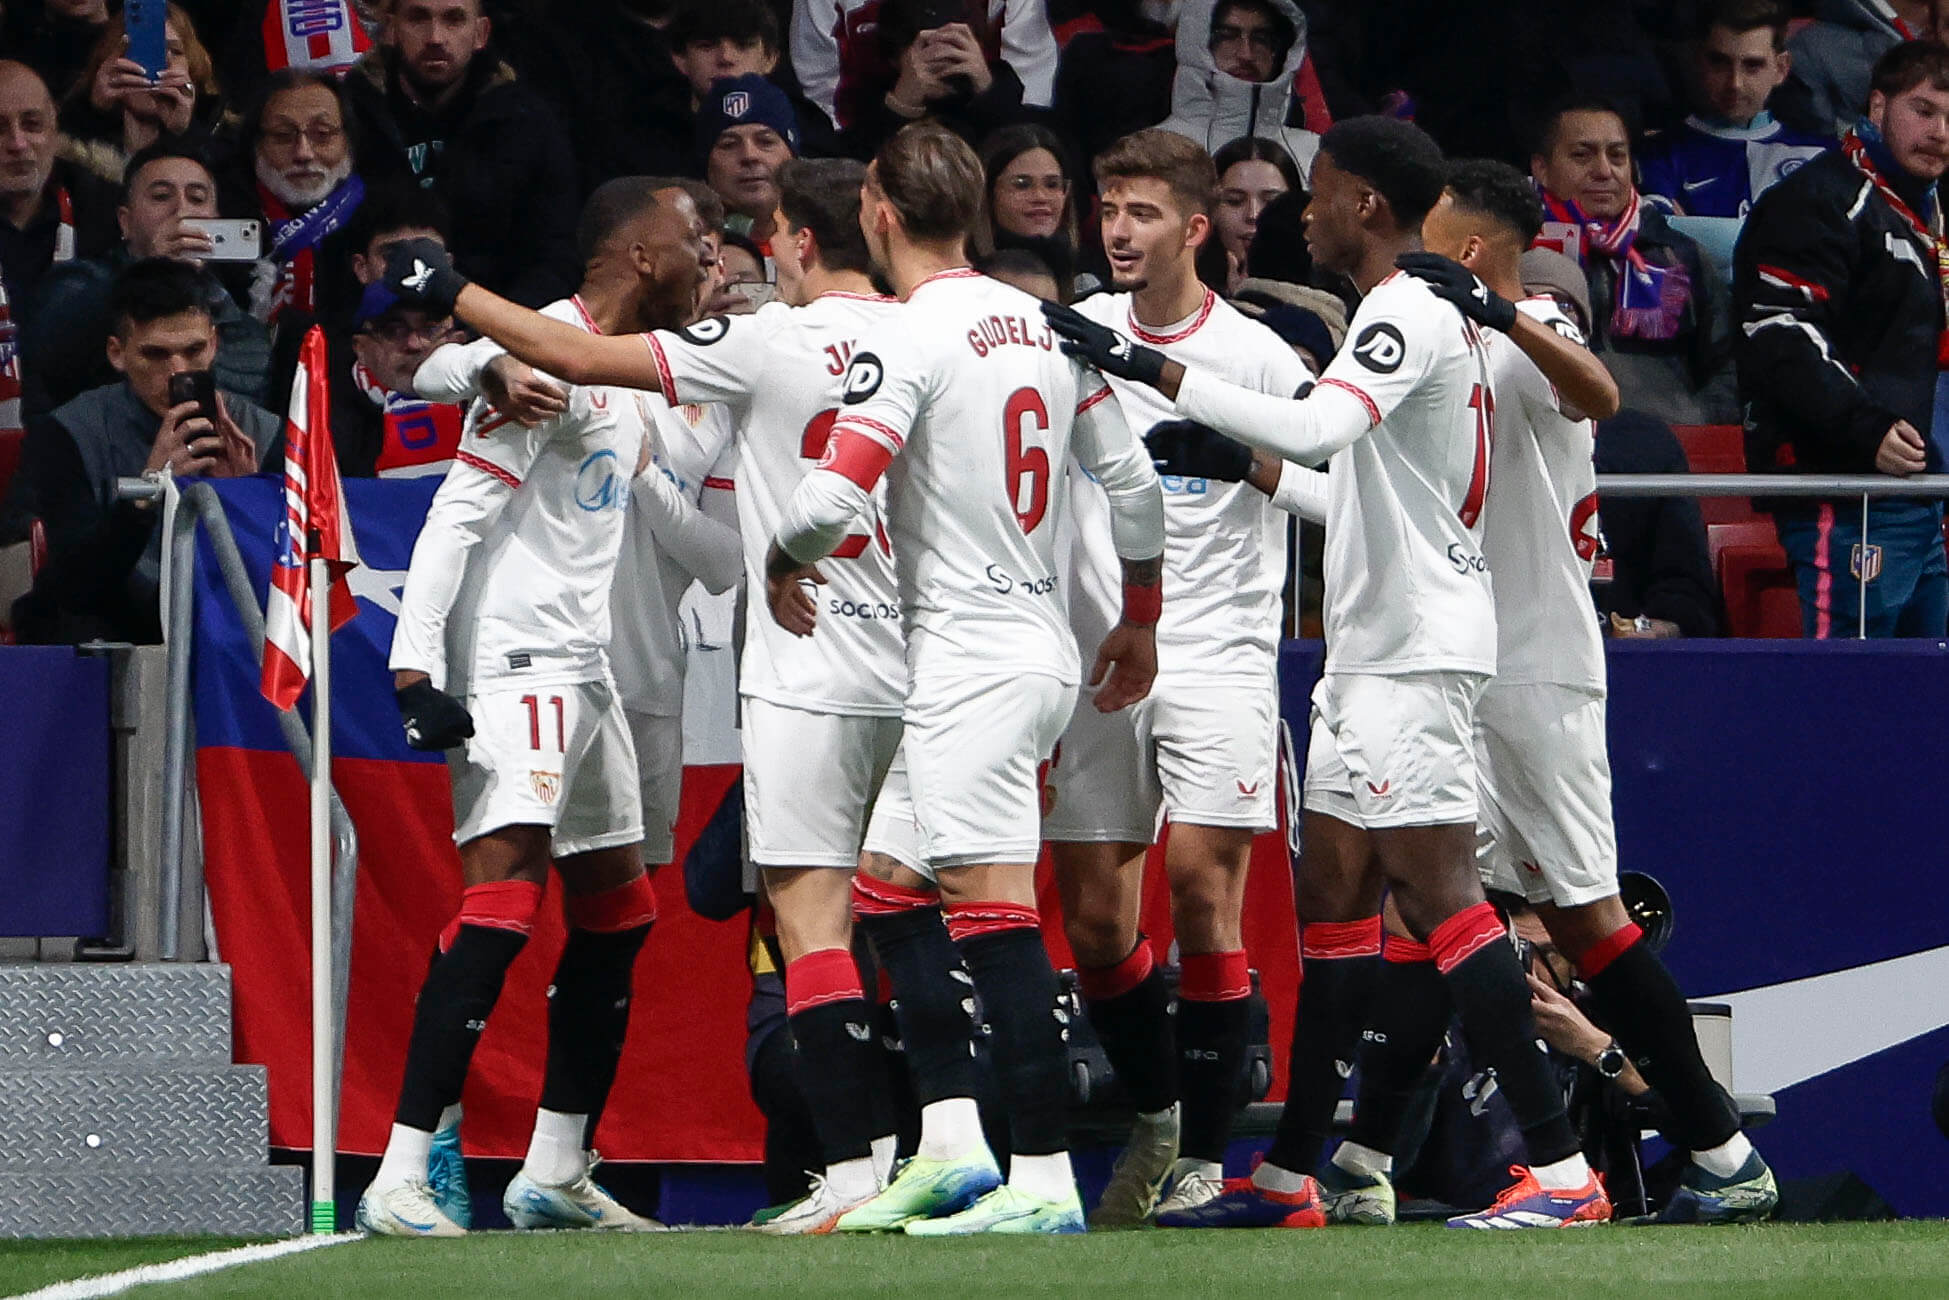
[
  {"xmin": 180, "ymin": 218, "xmax": 262, "ymax": 261},
  {"xmin": 167, "ymin": 370, "xmax": 218, "ymax": 429},
  {"xmin": 125, "ymin": 0, "xmax": 170, "ymax": 81}
]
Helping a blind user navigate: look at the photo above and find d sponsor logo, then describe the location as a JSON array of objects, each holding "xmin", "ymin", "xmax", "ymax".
[
  {"xmin": 842, "ymin": 352, "xmax": 884, "ymax": 403},
  {"xmin": 680, "ymin": 316, "xmax": 730, "ymax": 345},
  {"xmin": 1351, "ymin": 322, "xmax": 1406, "ymax": 374}
]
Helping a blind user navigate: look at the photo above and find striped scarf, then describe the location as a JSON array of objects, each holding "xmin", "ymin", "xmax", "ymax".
[
  {"xmin": 1841, "ymin": 120, "xmax": 1949, "ymax": 326},
  {"xmin": 1539, "ymin": 187, "xmax": 1689, "ymax": 341}
]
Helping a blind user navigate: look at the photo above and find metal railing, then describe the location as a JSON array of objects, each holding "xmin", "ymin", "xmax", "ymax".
[
  {"xmin": 120, "ymin": 476, "xmax": 361, "ymax": 1079},
  {"xmin": 1595, "ymin": 473, "xmax": 1949, "ymax": 640}
]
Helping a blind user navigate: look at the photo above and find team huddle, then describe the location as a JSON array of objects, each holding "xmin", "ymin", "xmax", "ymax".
[{"xmin": 353, "ymin": 112, "xmax": 1779, "ymax": 1239}]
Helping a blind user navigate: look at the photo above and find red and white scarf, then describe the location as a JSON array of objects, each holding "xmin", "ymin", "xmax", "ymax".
[
  {"xmin": 1841, "ymin": 124, "xmax": 1949, "ymax": 352},
  {"xmin": 0, "ymin": 187, "xmax": 74, "ymax": 435},
  {"xmin": 1538, "ymin": 187, "xmax": 1688, "ymax": 342},
  {"xmin": 353, "ymin": 360, "xmax": 461, "ymax": 478},
  {"xmin": 256, "ymin": 173, "xmax": 363, "ymax": 323},
  {"xmin": 262, "ymin": 0, "xmax": 371, "ymax": 75}
]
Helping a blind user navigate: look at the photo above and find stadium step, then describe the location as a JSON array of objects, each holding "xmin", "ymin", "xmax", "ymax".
[
  {"xmin": 0, "ymin": 1166, "xmax": 305, "ymax": 1238},
  {"xmin": 0, "ymin": 963, "xmax": 305, "ymax": 1238}
]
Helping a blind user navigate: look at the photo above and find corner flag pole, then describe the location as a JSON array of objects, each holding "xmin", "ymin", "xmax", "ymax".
[{"xmin": 309, "ymin": 552, "xmax": 336, "ymax": 1235}]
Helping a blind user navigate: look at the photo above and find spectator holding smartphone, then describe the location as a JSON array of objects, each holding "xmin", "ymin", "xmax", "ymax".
[
  {"xmin": 61, "ymin": 4, "xmax": 224, "ymax": 186},
  {"xmin": 11, "ymin": 257, "xmax": 280, "ymax": 644}
]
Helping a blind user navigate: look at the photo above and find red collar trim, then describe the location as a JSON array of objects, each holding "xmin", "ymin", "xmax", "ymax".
[
  {"xmin": 1128, "ymin": 288, "xmax": 1216, "ymax": 344},
  {"xmin": 571, "ymin": 294, "xmax": 602, "ymax": 334},
  {"xmin": 912, "ymin": 267, "xmax": 982, "ymax": 292},
  {"xmin": 824, "ymin": 290, "xmax": 899, "ymax": 302}
]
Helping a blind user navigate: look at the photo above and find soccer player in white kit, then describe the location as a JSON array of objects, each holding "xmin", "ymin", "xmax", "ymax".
[
  {"xmin": 360, "ymin": 182, "xmax": 714, "ymax": 1238},
  {"xmin": 769, "ymin": 122, "xmax": 1167, "ymax": 1236},
  {"xmin": 1344, "ymin": 160, "xmax": 1775, "ymax": 1224},
  {"xmin": 1046, "ymin": 116, "xmax": 1611, "ymax": 1231},
  {"xmin": 384, "ymin": 161, "xmax": 922, "ymax": 1233},
  {"xmin": 1037, "ymin": 130, "xmax": 1320, "ymax": 1226}
]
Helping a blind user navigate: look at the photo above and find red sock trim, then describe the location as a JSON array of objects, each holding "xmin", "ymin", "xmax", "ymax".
[
  {"xmin": 1576, "ymin": 922, "xmax": 1644, "ymax": 979},
  {"xmin": 875, "ymin": 968, "xmax": 894, "ymax": 1004},
  {"xmin": 943, "ymin": 900, "xmax": 1040, "ymax": 943},
  {"xmin": 1299, "ymin": 916, "xmax": 1382, "ymax": 960},
  {"xmin": 565, "ymin": 874, "xmax": 658, "ymax": 933},
  {"xmin": 1180, "ymin": 949, "xmax": 1250, "ymax": 1001},
  {"xmin": 439, "ymin": 879, "xmax": 543, "ymax": 950},
  {"xmin": 1383, "ymin": 933, "xmax": 1434, "ymax": 964},
  {"xmin": 851, "ymin": 873, "xmax": 939, "ymax": 918},
  {"xmin": 1077, "ymin": 939, "xmax": 1155, "ymax": 1001},
  {"xmin": 1428, "ymin": 902, "xmax": 1509, "ymax": 976},
  {"xmin": 785, "ymin": 948, "xmax": 865, "ymax": 1017}
]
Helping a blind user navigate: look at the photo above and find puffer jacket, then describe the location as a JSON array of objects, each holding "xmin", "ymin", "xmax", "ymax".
[{"xmin": 1158, "ymin": 0, "xmax": 1320, "ymax": 170}]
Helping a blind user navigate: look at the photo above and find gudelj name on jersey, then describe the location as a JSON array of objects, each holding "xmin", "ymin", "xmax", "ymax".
[{"xmin": 967, "ymin": 313, "xmax": 1057, "ymax": 358}]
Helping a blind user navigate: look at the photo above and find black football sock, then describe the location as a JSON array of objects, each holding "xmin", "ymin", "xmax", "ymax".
[
  {"xmin": 1176, "ymin": 950, "xmax": 1252, "ymax": 1164},
  {"xmin": 1429, "ymin": 903, "xmax": 1580, "ymax": 1168},
  {"xmin": 538, "ymin": 921, "xmax": 652, "ymax": 1144},
  {"xmin": 948, "ymin": 903, "xmax": 1071, "ymax": 1157},
  {"xmin": 1579, "ymin": 923, "xmax": 1741, "ymax": 1153},
  {"xmin": 1264, "ymin": 918, "xmax": 1382, "ymax": 1176},
  {"xmin": 1076, "ymin": 938, "xmax": 1177, "ymax": 1116},
  {"xmin": 1347, "ymin": 937, "xmax": 1450, "ymax": 1158},
  {"xmin": 852, "ymin": 877, "xmax": 981, "ymax": 1106},
  {"xmin": 396, "ymin": 923, "xmax": 530, "ymax": 1131},
  {"xmin": 784, "ymin": 948, "xmax": 880, "ymax": 1167}
]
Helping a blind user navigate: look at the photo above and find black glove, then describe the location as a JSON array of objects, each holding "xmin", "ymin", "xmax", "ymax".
[
  {"xmin": 1395, "ymin": 251, "xmax": 1517, "ymax": 332},
  {"xmin": 384, "ymin": 237, "xmax": 469, "ymax": 318},
  {"xmin": 1144, "ymin": 419, "xmax": 1254, "ymax": 482},
  {"xmin": 397, "ymin": 678, "xmax": 475, "ymax": 751},
  {"xmin": 1041, "ymin": 300, "xmax": 1168, "ymax": 387}
]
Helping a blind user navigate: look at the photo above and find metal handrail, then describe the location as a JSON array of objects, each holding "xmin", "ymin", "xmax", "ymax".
[
  {"xmin": 1596, "ymin": 473, "xmax": 1949, "ymax": 497},
  {"xmin": 122, "ymin": 476, "xmax": 360, "ymax": 1122}
]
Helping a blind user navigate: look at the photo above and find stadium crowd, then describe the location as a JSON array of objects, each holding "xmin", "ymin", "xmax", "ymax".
[{"xmin": 0, "ymin": 0, "xmax": 1939, "ymax": 1235}]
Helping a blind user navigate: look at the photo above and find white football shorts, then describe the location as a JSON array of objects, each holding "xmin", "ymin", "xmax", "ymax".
[
  {"xmin": 1301, "ymin": 670, "xmax": 1486, "ymax": 830},
  {"xmin": 905, "ymin": 670, "xmax": 1075, "ymax": 870},
  {"xmin": 861, "ymin": 742, "xmax": 926, "ymax": 876},
  {"xmin": 742, "ymin": 697, "xmax": 902, "ymax": 868},
  {"xmin": 1043, "ymin": 673, "xmax": 1278, "ymax": 843},
  {"xmin": 625, "ymin": 710, "xmax": 683, "ymax": 866},
  {"xmin": 449, "ymin": 678, "xmax": 642, "ymax": 857},
  {"xmin": 1474, "ymin": 682, "xmax": 1620, "ymax": 908}
]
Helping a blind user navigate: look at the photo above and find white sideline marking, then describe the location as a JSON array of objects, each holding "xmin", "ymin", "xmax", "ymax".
[{"xmin": 6, "ymin": 1234, "xmax": 360, "ymax": 1300}]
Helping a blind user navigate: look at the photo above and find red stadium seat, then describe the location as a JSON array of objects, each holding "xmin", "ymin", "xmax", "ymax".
[
  {"xmin": 1708, "ymin": 518, "xmax": 1800, "ymax": 638},
  {"xmin": 0, "ymin": 427, "xmax": 22, "ymax": 504},
  {"xmin": 1672, "ymin": 424, "xmax": 1745, "ymax": 475}
]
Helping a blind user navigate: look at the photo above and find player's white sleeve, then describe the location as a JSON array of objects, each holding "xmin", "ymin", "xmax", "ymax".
[
  {"xmin": 634, "ymin": 458, "xmax": 742, "ymax": 594},
  {"xmin": 1267, "ymin": 460, "xmax": 1330, "ymax": 523},
  {"xmin": 1000, "ymin": 0, "xmax": 1058, "ymax": 107},
  {"xmin": 777, "ymin": 466, "xmax": 873, "ymax": 564},
  {"xmin": 387, "ymin": 460, "xmax": 514, "ymax": 688},
  {"xmin": 777, "ymin": 333, "xmax": 923, "ymax": 562},
  {"xmin": 412, "ymin": 336, "xmax": 506, "ymax": 405},
  {"xmin": 1072, "ymin": 379, "xmax": 1165, "ymax": 560},
  {"xmin": 1174, "ymin": 367, "xmax": 1375, "ymax": 465},
  {"xmin": 641, "ymin": 314, "xmax": 771, "ymax": 407}
]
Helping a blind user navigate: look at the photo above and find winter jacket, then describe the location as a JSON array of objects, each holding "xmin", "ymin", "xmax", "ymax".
[
  {"xmin": 1734, "ymin": 146, "xmax": 1945, "ymax": 491},
  {"xmin": 342, "ymin": 50, "xmax": 580, "ymax": 309},
  {"xmin": 1776, "ymin": 0, "xmax": 1905, "ymax": 139},
  {"xmin": 1159, "ymin": 0, "xmax": 1319, "ymax": 168},
  {"xmin": 1053, "ymin": 22, "xmax": 1177, "ymax": 170}
]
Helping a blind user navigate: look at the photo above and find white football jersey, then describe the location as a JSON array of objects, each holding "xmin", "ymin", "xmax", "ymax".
[
  {"xmin": 390, "ymin": 335, "xmax": 637, "ymax": 698},
  {"xmin": 797, "ymin": 269, "xmax": 1152, "ymax": 684},
  {"xmin": 643, "ymin": 293, "xmax": 907, "ymax": 715},
  {"xmin": 1480, "ymin": 296, "xmax": 1605, "ymax": 695},
  {"xmin": 1176, "ymin": 271, "xmax": 1497, "ymax": 677},
  {"xmin": 1064, "ymin": 289, "xmax": 1312, "ymax": 681}
]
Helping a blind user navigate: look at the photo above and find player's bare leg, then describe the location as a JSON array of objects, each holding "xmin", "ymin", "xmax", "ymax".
[
  {"xmin": 756, "ymin": 865, "xmax": 889, "ymax": 1232},
  {"xmin": 1153, "ymin": 823, "xmax": 1253, "ymax": 1214},
  {"xmin": 500, "ymin": 845, "xmax": 662, "ymax": 1230},
  {"xmin": 362, "ymin": 826, "xmax": 554, "ymax": 1236},
  {"xmin": 1162, "ymin": 812, "xmax": 1378, "ymax": 1228},
  {"xmin": 1379, "ymin": 823, "xmax": 1609, "ymax": 1228},
  {"xmin": 1537, "ymin": 895, "xmax": 1774, "ymax": 1221},
  {"xmin": 1053, "ymin": 840, "xmax": 1179, "ymax": 1226},
  {"xmin": 837, "ymin": 853, "xmax": 1000, "ymax": 1231}
]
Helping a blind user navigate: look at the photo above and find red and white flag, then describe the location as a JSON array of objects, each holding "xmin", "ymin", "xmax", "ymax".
[{"xmin": 262, "ymin": 326, "xmax": 361, "ymax": 710}]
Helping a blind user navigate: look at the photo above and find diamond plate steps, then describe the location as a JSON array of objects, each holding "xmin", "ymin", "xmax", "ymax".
[
  {"xmin": 0, "ymin": 963, "xmax": 232, "ymax": 1065},
  {"xmin": 0, "ymin": 1166, "xmax": 305, "ymax": 1238},
  {"xmin": 0, "ymin": 1066, "xmax": 269, "ymax": 1168}
]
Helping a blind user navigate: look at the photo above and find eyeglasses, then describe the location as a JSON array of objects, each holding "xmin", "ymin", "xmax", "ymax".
[
  {"xmin": 1211, "ymin": 23, "xmax": 1277, "ymax": 50},
  {"xmin": 261, "ymin": 123, "xmax": 344, "ymax": 152},
  {"xmin": 363, "ymin": 318, "xmax": 454, "ymax": 345},
  {"xmin": 1003, "ymin": 173, "xmax": 1069, "ymax": 193}
]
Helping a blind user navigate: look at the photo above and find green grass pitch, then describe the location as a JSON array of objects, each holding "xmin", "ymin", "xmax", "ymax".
[{"xmin": 10, "ymin": 1223, "xmax": 1949, "ymax": 1299}]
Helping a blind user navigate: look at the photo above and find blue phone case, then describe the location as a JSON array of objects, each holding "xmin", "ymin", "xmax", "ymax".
[{"xmin": 125, "ymin": 0, "xmax": 168, "ymax": 80}]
